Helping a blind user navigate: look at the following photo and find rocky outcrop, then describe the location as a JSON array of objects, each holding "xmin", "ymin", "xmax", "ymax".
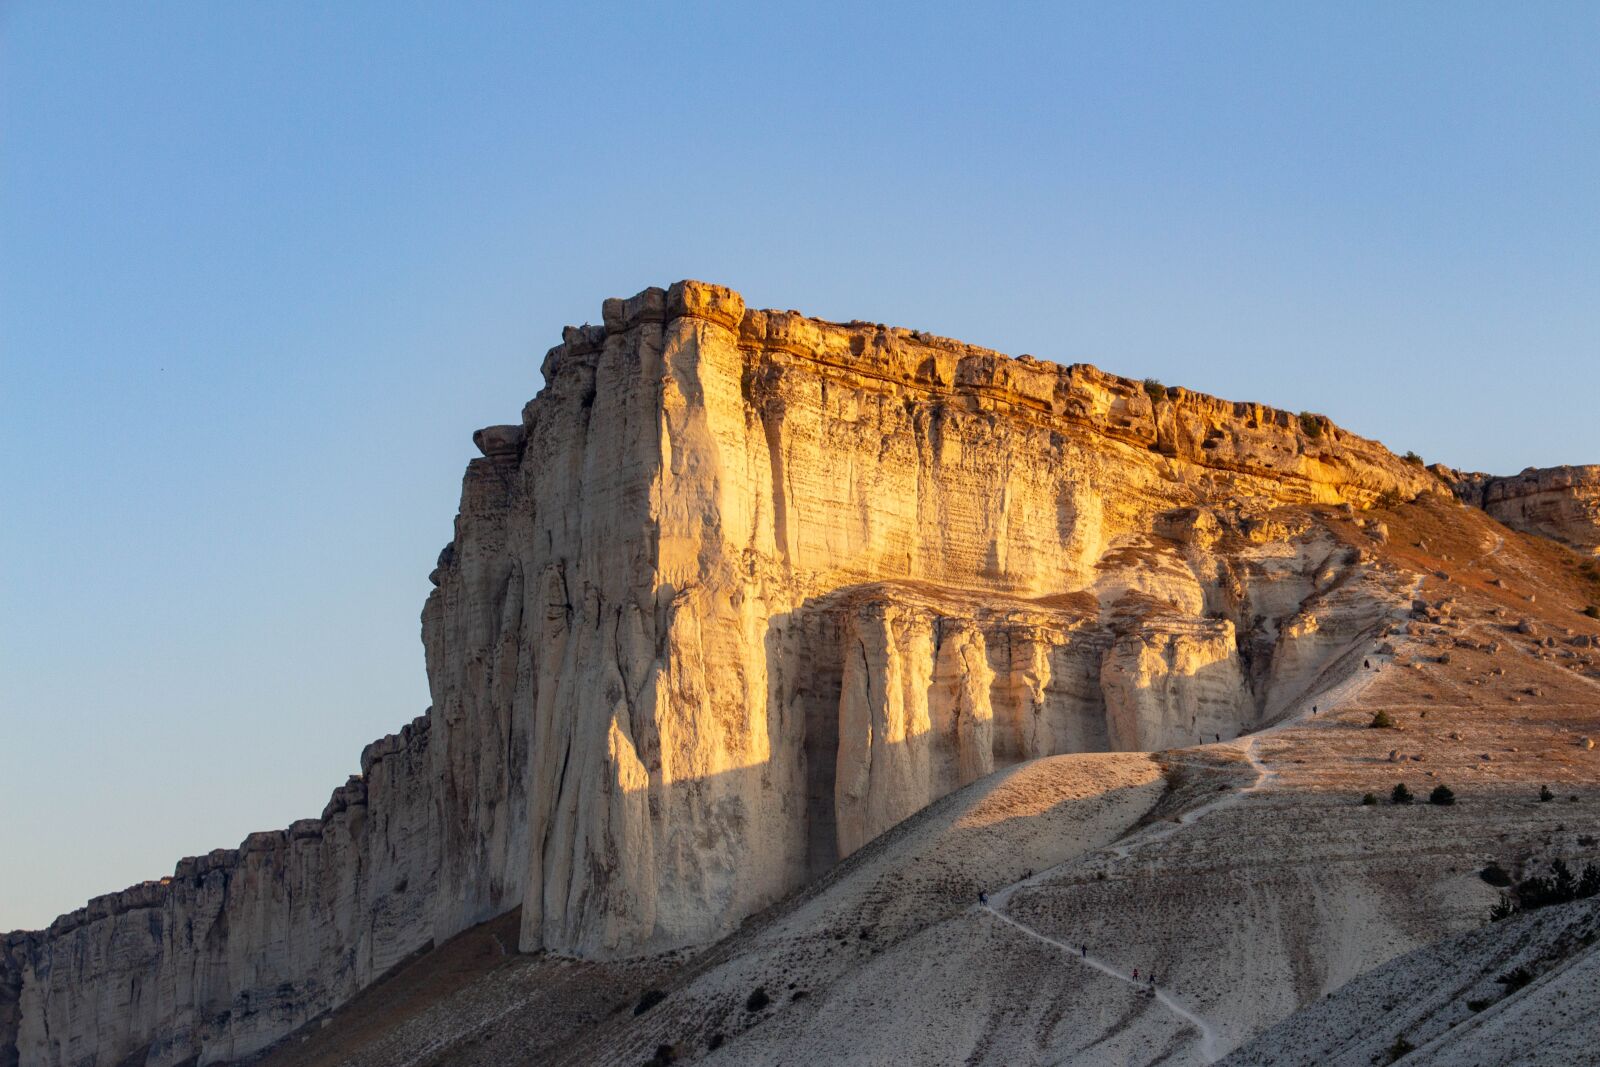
[
  {"xmin": 3, "ymin": 718, "xmax": 436, "ymax": 1067},
  {"xmin": 1446, "ymin": 464, "xmax": 1600, "ymax": 556},
  {"xmin": 4, "ymin": 282, "xmax": 1441, "ymax": 1067}
]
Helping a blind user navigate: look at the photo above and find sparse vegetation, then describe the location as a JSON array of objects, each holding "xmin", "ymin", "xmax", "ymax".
[
  {"xmin": 1391, "ymin": 782, "xmax": 1414, "ymax": 805},
  {"xmin": 1383, "ymin": 1034, "xmax": 1415, "ymax": 1063},
  {"xmin": 1428, "ymin": 784, "xmax": 1456, "ymax": 806},
  {"xmin": 1540, "ymin": 785, "xmax": 1555, "ymax": 803},
  {"xmin": 1496, "ymin": 966, "xmax": 1533, "ymax": 992},
  {"xmin": 1488, "ymin": 858, "xmax": 1600, "ymax": 921},
  {"xmin": 1480, "ymin": 862, "xmax": 1512, "ymax": 888},
  {"xmin": 633, "ymin": 989, "xmax": 666, "ymax": 1016},
  {"xmin": 1298, "ymin": 411, "xmax": 1324, "ymax": 438},
  {"xmin": 1143, "ymin": 377, "xmax": 1166, "ymax": 403},
  {"xmin": 1369, "ymin": 710, "xmax": 1397, "ymax": 729},
  {"xmin": 707, "ymin": 1033, "xmax": 725, "ymax": 1051},
  {"xmin": 1467, "ymin": 998, "xmax": 1491, "ymax": 1012},
  {"xmin": 1376, "ymin": 488, "xmax": 1403, "ymax": 509},
  {"xmin": 1361, "ymin": 792, "xmax": 1378, "ymax": 806},
  {"xmin": 1402, "ymin": 450, "xmax": 1424, "ymax": 466},
  {"xmin": 746, "ymin": 986, "xmax": 771, "ymax": 1012},
  {"xmin": 1584, "ymin": 605, "xmax": 1600, "ymax": 620},
  {"xmin": 646, "ymin": 1043, "xmax": 677, "ymax": 1067}
]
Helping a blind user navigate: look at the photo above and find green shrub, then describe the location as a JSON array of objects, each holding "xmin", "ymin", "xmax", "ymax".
[
  {"xmin": 1480, "ymin": 863, "xmax": 1512, "ymax": 888},
  {"xmin": 1402, "ymin": 450, "xmax": 1424, "ymax": 466},
  {"xmin": 1369, "ymin": 710, "xmax": 1397, "ymax": 729},
  {"xmin": 1143, "ymin": 377, "xmax": 1166, "ymax": 403},
  {"xmin": 1391, "ymin": 782, "xmax": 1414, "ymax": 805},
  {"xmin": 1492, "ymin": 859, "xmax": 1600, "ymax": 920},
  {"xmin": 633, "ymin": 989, "xmax": 666, "ymax": 1016},
  {"xmin": 1429, "ymin": 784, "xmax": 1456, "ymax": 806},
  {"xmin": 1540, "ymin": 785, "xmax": 1555, "ymax": 803},
  {"xmin": 1361, "ymin": 792, "xmax": 1378, "ymax": 806},
  {"xmin": 1298, "ymin": 411, "xmax": 1324, "ymax": 438},
  {"xmin": 1467, "ymin": 998, "xmax": 1491, "ymax": 1012},
  {"xmin": 746, "ymin": 987, "xmax": 771, "ymax": 1011}
]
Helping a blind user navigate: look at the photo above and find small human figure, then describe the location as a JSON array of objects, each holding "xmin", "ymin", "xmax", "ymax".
[
  {"xmin": 1132, "ymin": 968, "xmax": 1139, "ymax": 980},
  {"xmin": 1365, "ymin": 658, "xmax": 1372, "ymax": 668},
  {"xmin": 1081, "ymin": 944, "xmax": 1088, "ymax": 958},
  {"xmin": 1312, "ymin": 704, "xmax": 1318, "ymax": 715},
  {"xmin": 1215, "ymin": 733, "xmax": 1221, "ymax": 743},
  {"xmin": 978, "ymin": 890, "xmax": 988, "ymax": 906}
]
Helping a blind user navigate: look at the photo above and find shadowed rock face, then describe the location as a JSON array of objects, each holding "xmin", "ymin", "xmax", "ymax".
[{"xmin": 2, "ymin": 282, "xmax": 1447, "ymax": 1067}]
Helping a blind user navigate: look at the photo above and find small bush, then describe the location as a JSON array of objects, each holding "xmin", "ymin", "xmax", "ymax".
[
  {"xmin": 746, "ymin": 987, "xmax": 770, "ymax": 1012},
  {"xmin": 1376, "ymin": 488, "xmax": 1403, "ymax": 509},
  {"xmin": 633, "ymin": 989, "xmax": 666, "ymax": 1016},
  {"xmin": 646, "ymin": 1044, "xmax": 676, "ymax": 1067},
  {"xmin": 1299, "ymin": 411, "xmax": 1324, "ymax": 438},
  {"xmin": 1370, "ymin": 710, "xmax": 1397, "ymax": 729},
  {"xmin": 1391, "ymin": 782, "xmax": 1414, "ymax": 805},
  {"xmin": 1480, "ymin": 863, "xmax": 1512, "ymax": 888},
  {"xmin": 707, "ymin": 1033, "xmax": 725, "ymax": 1051},
  {"xmin": 1495, "ymin": 860, "xmax": 1600, "ymax": 920},
  {"xmin": 1585, "ymin": 605, "xmax": 1600, "ymax": 620},
  {"xmin": 1143, "ymin": 377, "xmax": 1166, "ymax": 403},
  {"xmin": 1466, "ymin": 998, "xmax": 1491, "ymax": 1012},
  {"xmin": 1540, "ymin": 785, "xmax": 1555, "ymax": 803},
  {"xmin": 1384, "ymin": 1034, "xmax": 1415, "ymax": 1063},
  {"xmin": 1429, "ymin": 784, "xmax": 1456, "ymax": 806},
  {"xmin": 1496, "ymin": 966, "xmax": 1532, "ymax": 992},
  {"xmin": 1402, "ymin": 450, "xmax": 1424, "ymax": 466},
  {"xmin": 1361, "ymin": 792, "xmax": 1378, "ymax": 806}
]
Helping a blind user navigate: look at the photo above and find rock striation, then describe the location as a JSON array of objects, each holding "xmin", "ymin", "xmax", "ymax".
[
  {"xmin": 4, "ymin": 282, "xmax": 1446, "ymax": 1067},
  {"xmin": 1445, "ymin": 464, "xmax": 1600, "ymax": 556},
  {"xmin": 2, "ymin": 718, "xmax": 437, "ymax": 1067}
]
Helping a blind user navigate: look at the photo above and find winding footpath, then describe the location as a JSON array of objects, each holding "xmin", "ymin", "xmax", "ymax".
[
  {"xmin": 982, "ymin": 904, "xmax": 1223, "ymax": 1063},
  {"xmin": 979, "ymin": 627, "xmax": 1405, "ymax": 1065}
]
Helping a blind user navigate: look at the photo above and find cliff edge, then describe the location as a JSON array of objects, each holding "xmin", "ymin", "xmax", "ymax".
[{"xmin": 4, "ymin": 282, "xmax": 1578, "ymax": 1067}]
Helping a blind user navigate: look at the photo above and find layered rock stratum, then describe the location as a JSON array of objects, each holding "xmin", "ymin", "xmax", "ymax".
[
  {"xmin": 1445, "ymin": 464, "xmax": 1600, "ymax": 556},
  {"xmin": 4, "ymin": 282, "xmax": 1597, "ymax": 1067}
]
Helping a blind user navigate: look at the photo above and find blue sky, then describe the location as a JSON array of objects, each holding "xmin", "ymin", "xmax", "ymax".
[{"xmin": 2, "ymin": 3, "xmax": 1596, "ymax": 930}]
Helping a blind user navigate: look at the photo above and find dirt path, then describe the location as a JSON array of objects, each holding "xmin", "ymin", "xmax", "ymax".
[
  {"xmin": 981, "ymin": 903, "xmax": 1222, "ymax": 1063},
  {"xmin": 979, "ymin": 623, "xmax": 1407, "ymax": 1064}
]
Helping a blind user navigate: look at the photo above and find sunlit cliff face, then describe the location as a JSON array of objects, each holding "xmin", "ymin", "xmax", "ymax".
[
  {"xmin": 414, "ymin": 281, "xmax": 1435, "ymax": 962},
  {"xmin": 4, "ymin": 281, "xmax": 1438, "ymax": 1067}
]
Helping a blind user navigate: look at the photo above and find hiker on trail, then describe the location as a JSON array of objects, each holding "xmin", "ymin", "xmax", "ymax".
[
  {"xmin": 1365, "ymin": 658, "xmax": 1371, "ymax": 668},
  {"xmin": 1215, "ymin": 733, "xmax": 1220, "ymax": 743},
  {"xmin": 1081, "ymin": 944, "xmax": 1087, "ymax": 958},
  {"xmin": 1312, "ymin": 704, "xmax": 1318, "ymax": 715},
  {"xmin": 978, "ymin": 890, "xmax": 988, "ymax": 906},
  {"xmin": 1132, "ymin": 968, "xmax": 1139, "ymax": 980}
]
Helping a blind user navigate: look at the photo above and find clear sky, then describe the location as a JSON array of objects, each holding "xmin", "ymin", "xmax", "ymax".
[{"xmin": 2, "ymin": 3, "xmax": 1597, "ymax": 931}]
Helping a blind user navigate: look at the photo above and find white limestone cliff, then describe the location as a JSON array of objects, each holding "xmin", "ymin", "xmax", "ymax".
[{"xmin": 3, "ymin": 281, "xmax": 1448, "ymax": 1067}]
